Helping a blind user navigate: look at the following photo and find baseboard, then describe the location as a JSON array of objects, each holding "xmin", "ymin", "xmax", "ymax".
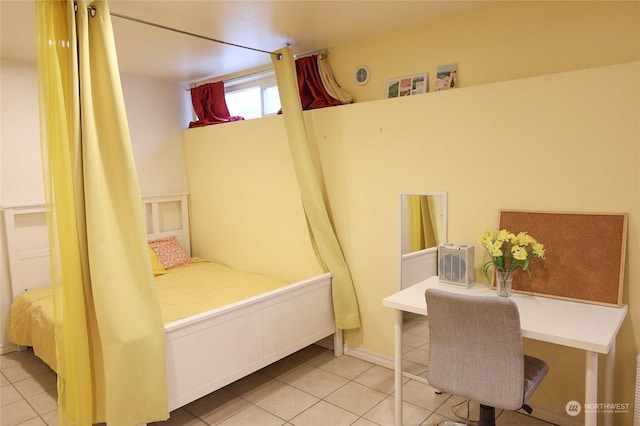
[{"xmin": 343, "ymin": 344, "xmax": 395, "ymax": 370}]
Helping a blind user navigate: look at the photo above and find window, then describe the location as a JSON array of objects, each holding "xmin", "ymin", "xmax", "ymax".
[
  {"xmin": 225, "ymin": 87, "xmax": 261, "ymax": 120},
  {"xmin": 262, "ymin": 85, "xmax": 281, "ymax": 115},
  {"xmin": 224, "ymin": 70, "xmax": 281, "ymax": 119}
]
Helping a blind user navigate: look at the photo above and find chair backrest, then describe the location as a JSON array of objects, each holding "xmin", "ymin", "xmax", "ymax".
[{"xmin": 425, "ymin": 289, "xmax": 525, "ymax": 410}]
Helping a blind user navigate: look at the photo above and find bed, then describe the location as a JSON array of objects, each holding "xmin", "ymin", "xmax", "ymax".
[{"xmin": 3, "ymin": 193, "xmax": 342, "ymax": 411}]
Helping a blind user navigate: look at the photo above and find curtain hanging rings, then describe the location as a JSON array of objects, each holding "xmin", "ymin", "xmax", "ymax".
[{"xmin": 72, "ymin": 2, "xmax": 97, "ymax": 17}]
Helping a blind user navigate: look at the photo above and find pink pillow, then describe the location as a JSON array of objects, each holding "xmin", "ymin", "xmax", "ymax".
[{"xmin": 148, "ymin": 236, "xmax": 190, "ymax": 269}]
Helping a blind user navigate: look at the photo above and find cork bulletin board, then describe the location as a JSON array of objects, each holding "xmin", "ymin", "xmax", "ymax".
[{"xmin": 498, "ymin": 210, "xmax": 628, "ymax": 306}]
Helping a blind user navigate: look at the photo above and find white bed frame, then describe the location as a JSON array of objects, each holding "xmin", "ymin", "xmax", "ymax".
[
  {"xmin": 3, "ymin": 193, "xmax": 342, "ymax": 411},
  {"xmin": 400, "ymin": 246, "xmax": 438, "ymax": 290}
]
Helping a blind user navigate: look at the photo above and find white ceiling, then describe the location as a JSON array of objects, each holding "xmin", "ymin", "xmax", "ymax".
[{"xmin": 1, "ymin": 0, "xmax": 489, "ymax": 84}]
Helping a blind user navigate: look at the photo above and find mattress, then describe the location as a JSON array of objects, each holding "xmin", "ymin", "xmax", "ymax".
[{"xmin": 8, "ymin": 259, "xmax": 288, "ymax": 371}]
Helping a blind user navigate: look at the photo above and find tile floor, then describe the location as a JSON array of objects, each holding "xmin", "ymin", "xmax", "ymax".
[{"xmin": 1, "ymin": 315, "xmax": 556, "ymax": 426}]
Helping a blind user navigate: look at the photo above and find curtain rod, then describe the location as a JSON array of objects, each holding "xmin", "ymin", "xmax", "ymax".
[
  {"xmin": 294, "ymin": 48, "xmax": 328, "ymax": 59},
  {"xmin": 84, "ymin": 4, "xmax": 282, "ymax": 59},
  {"xmin": 185, "ymin": 48, "xmax": 329, "ymax": 92},
  {"xmin": 218, "ymin": 48, "xmax": 328, "ymax": 80}
]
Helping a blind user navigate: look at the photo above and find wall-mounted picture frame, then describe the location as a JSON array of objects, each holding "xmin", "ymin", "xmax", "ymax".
[
  {"xmin": 387, "ymin": 73, "xmax": 428, "ymax": 98},
  {"xmin": 436, "ymin": 63, "xmax": 457, "ymax": 91},
  {"xmin": 411, "ymin": 74, "xmax": 427, "ymax": 95}
]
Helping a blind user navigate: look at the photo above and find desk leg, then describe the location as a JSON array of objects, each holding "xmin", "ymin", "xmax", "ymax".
[
  {"xmin": 394, "ymin": 309, "xmax": 403, "ymax": 426},
  {"xmin": 604, "ymin": 342, "xmax": 615, "ymax": 426},
  {"xmin": 585, "ymin": 351, "xmax": 598, "ymax": 426}
]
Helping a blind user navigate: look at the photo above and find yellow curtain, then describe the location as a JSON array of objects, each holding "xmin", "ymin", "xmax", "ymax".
[
  {"xmin": 407, "ymin": 195, "xmax": 425, "ymax": 252},
  {"xmin": 408, "ymin": 195, "xmax": 438, "ymax": 251},
  {"xmin": 420, "ymin": 196, "xmax": 437, "ymax": 248},
  {"xmin": 272, "ymin": 47, "xmax": 360, "ymax": 330},
  {"xmin": 36, "ymin": 1, "xmax": 168, "ymax": 424},
  {"xmin": 317, "ymin": 55, "xmax": 353, "ymax": 104},
  {"xmin": 427, "ymin": 195, "xmax": 443, "ymax": 246}
]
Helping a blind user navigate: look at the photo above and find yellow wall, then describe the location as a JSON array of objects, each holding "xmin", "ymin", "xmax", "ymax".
[
  {"xmin": 319, "ymin": 62, "xmax": 638, "ymax": 424},
  {"xmin": 328, "ymin": 1, "xmax": 640, "ymax": 102},
  {"xmin": 182, "ymin": 2, "xmax": 640, "ymax": 424},
  {"xmin": 182, "ymin": 116, "xmax": 322, "ymax": 282},
  {"xmin": 184, "ymin": 61, "xmax": 639, "ymax": 424}
]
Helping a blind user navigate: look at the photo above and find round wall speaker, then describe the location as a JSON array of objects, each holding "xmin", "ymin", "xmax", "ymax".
[{"xmin": 354, "ymin": 66, "xmax": 370, "ymax": 85}]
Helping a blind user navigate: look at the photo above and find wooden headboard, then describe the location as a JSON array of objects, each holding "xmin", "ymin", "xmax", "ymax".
[{"xmin": 3, "ymin": 193, "xmax": 190, "ymax": 299}]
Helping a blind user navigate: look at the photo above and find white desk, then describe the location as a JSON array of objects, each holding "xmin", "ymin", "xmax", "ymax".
[{"xmin": 382, "ymin": 276, "xmax": 627, "ymax": 426}]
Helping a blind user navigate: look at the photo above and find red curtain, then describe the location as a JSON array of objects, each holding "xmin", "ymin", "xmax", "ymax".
[
  {"xmin": 188, "ymin": 81, "xmax": 244, "ymax": 128},
  {"xmin": 295, "ymin": 55, "xmax": 342, "ymax": 111}
]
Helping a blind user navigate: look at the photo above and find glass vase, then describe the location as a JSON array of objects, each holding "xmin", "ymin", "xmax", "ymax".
[{"xmin": 496, "ymin": 271, "xmax": 513, "ymax": 297}]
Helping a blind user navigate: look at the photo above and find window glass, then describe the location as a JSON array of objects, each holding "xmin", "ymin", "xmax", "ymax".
[
  {"xmin": 263, "ymin": 85, "xmax": 281, "ymax": 115},
  {"xmin": 195, "ymin": 70, "xmax": 280, "ymax": 120},
  {"xmin": 226, "ymin": 86, "xmax": 261, "ymax": 120}
]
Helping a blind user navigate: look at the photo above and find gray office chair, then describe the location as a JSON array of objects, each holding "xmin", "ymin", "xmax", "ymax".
[{"xmin": 425, "ymin": 289, "xmax": 549, "ymax": 426}]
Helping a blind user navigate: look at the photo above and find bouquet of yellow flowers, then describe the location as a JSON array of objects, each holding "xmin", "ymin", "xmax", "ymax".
[{"xmin": 478, "ymin": 229, "xmax": 545, "ymax": 280}]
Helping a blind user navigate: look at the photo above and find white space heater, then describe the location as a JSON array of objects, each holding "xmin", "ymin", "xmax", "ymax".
[{"xmin": 438, "ymin": 243, "xmax": 474, "ymax": 288}]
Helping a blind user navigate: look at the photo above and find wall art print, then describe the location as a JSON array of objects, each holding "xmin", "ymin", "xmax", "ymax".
[{"xmin": 387, "ymin": 74, "xmax": 427, "ymax": 98}]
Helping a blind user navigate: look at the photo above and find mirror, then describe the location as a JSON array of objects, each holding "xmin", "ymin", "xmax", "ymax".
[
  {"xmin": 399, "ymin": 192, "xmax": 447, "ymax": 379},
  {"xmin": 400, "ymin": 192, "xmax": 447, "ymax": 290}
]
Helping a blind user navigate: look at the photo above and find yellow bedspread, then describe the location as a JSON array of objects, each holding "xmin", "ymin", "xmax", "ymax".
[
  {"xmin": 7, "ymin": 287, "xmax": 57, "ymax": 370},
  {"xmin": 155, "ymin": 259, "xmax": 288, "ymax": 322},
  {"xmin": 8, "ymin": 260, "xmax": 288, "ymax": 371}
]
